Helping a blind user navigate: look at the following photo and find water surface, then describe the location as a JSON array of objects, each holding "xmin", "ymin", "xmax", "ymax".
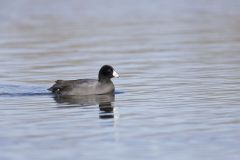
[{"xmin": 0, "ymin": 0, "xmax": 240, "ymax": 160}]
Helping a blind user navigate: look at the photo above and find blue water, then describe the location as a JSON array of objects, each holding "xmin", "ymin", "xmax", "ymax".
[{"xmin": 1, "ymin": 0, "xmax": 240, "ymax": 160}]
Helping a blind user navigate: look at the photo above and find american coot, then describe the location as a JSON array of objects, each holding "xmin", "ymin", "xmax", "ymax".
[{"xmin": 48, "ymin": 65, "xmax": 119, "ymax": 96}]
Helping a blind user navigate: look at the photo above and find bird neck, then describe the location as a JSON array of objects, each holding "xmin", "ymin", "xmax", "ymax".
[{"xmin": 98, "ymin": 75, "xmax": 111, "ymax": 83}]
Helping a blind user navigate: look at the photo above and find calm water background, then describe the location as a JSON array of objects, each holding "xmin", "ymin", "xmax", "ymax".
[{"xmin": 0, "ymin": 0, "xmax": 240, "ymax": 160}]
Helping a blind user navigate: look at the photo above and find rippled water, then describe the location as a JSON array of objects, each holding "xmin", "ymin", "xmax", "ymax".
[{"xmin": 1, "ymin": 0, "xmax": 240, "ymax": 160}]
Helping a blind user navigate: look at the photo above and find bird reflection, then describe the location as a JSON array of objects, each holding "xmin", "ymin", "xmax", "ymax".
[{"xmin": 53, "ymin": 93, "xmax": 115, "ymax": 119}]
